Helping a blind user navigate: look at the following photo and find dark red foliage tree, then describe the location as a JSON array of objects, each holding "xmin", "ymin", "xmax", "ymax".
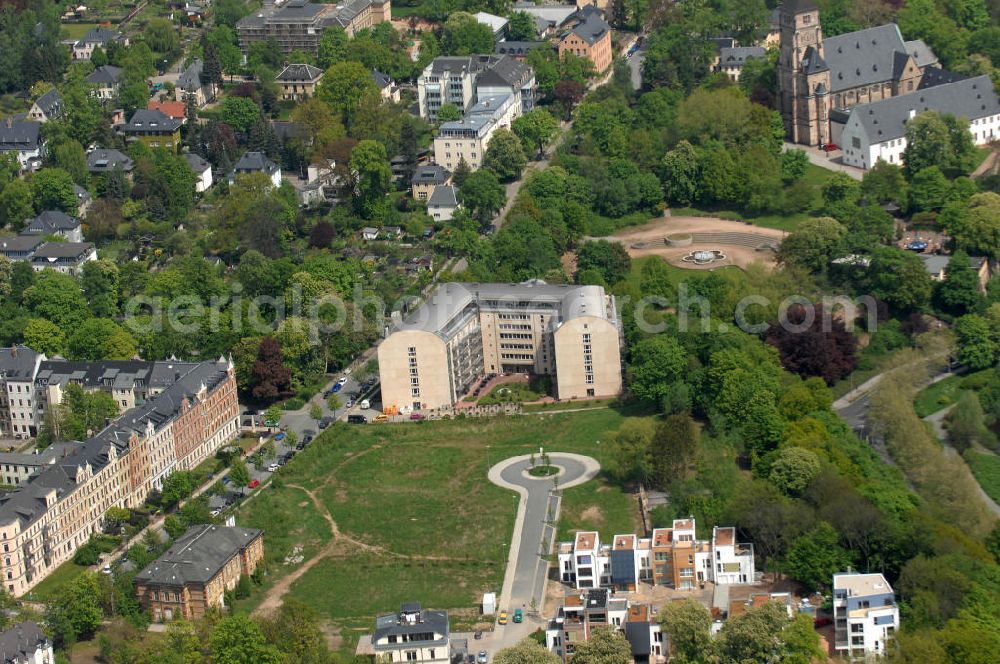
[
  {"xmin": 252, "ymin": 337, "xmax": 293, "ymax": 399},
  {"xmin": 765, "ymin": 304, "xmax": 858, "ymax": 385},
  {"xmin": 308, "ymin": 220, "xmax": 336, "ymax": 249}
]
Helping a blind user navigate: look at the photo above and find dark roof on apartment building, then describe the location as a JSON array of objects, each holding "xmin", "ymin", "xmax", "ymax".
[
  {"xmin": 183, "ymin": 152, "xmax": 211, "ymax": 173},
  {"xmin": 623, "ymin": 621, "xmax": 652, "ymax": 657},
  {"xmin": 135, "ymin": 525, "xmax": 262, "ymax": 586},
  {"xmin": 87, "ymin": 148, "xmax": 134, "ymax": 172},
  {"xmin": 177, "ymin": 59, "xmax": 205, "ymax": 92},
  {"xmin": 32, "ymin": 89, "xmax": 62, "ymax": 117},
  {"xmin": 233, "ymin": 151, "xmax": 279, "ymax": 175},
  {"xmin": 412, "ymin": 164, "xmax": 451, "ymax": 185},
  {"xmin": 0, "ymin": 347, "xmax": 42, "ymax": 381},
  {"xmin": 719, "ymin": 46, "xmax": 765, "ymax": 68},
  {"xmin": 476, "ymin": 55, "xmax": 532, "ymax": 89},
  {"xmin": 495, "ymin": 41, "xmax": 547, "ymax": 57},
  {"xmin": 569, "ymin": 14, "xmax": 610, "ymax": 45},
  {"xmin": 24, "ymin": 211, "xmax": 80, "ymax": 234},
  {"xmin": 85, "ymin": 65, "xmax": 123, "ymax": 86},
  {"xmin": 373, "ymin": 603, "xmax": 449, "ymax": 648},
  {"xmin": 0, "ymin": 119, "xmax": 42, "ymax": 150},
  {"xmin": 0, "ymin": 621, "xmax": 50, "ymax": 663},
  {"xmin": 0, "ymin": 235, "xmax": 44, "ymax": 255},
  {"xmin": 78, "ymin": 27, "xmax": 120, "ymax": 45},
  {"xmin": 122, "ymin": 108, "xmax": 182, "ymax": 133},
  {"xmin": 277, "ymin": 63, "xmax": 323, "ymax": 82},
  {"xmin": 372, "ymin": 68, "xmax": 393, "ymax": 89}
]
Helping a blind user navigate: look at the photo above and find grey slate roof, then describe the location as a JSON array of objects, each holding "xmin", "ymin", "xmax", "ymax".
[
  {"xmin": 847, "ymin": 75, "xmax": 1000, "ymax": 144},
  {"xmin": 569, "ymin": 14, "xmax": 610, "ymax": 45},
  {"xmin": 0, "ymin": 235, "xmax": 44, "ymax": 255},
  {"xmin": 183, "ymin": 152, "xmax": 211, "ymax": 173},
  {"xmin": 783, "ymin": 0, "xmax": 818, "ymax": 12},
  {"xmin": 0, "ymin": 119, "xmax": 42, "ymax": 150},
  {"xmin": 412, "ymin": 164, "xmax": 451, "ymax": 185},
  {"xmin": 919, "ymin": 66, "xmax": 967, "ymax": 89},
  {"xmin": 0, "ymin": 346, "xmax": 42, "ymax": 381},
  {"xmin": 495, "ymin": 41, "xmax": 547, "ymax": 57},
  {"xmin": 32, "ymin": 89, "xmax": 61, "ymax": 117},
  {"xmin": 85, "ymin": 65, "xmax": 123, "ymax": 86},
  {"xmin": 135, "ymin": 524, "xmax": 263, "ymax": 586},
  {"xmin": 87, "ymin": 148, "xmax": 134, "ymax": 172},
  {"xmin": 904, "ymin": 39, "xmax": 938, "ymax": 68},
  {"xmin": 122, "ymin": 108, "xmax": 182, "ymax": 132},
  {"xmin": 277, "ymin": 63, "xmax": 323, "ymax": 82},
  {"xmin": 25, "ymin": 211, "xmax": 80, "ymax": 234},
  {"xmin": 823, "ymin": 24, "xmax": 906, "ymax": 93},
  {"xmin": 31, "ymin": 242, "xmax": 95, "ymax": 260},
  {"xmin": 0, "ymin": 621, "xmax": 50, "ymax": 663},
  {"xmin": 801, "ymin": 46, "xmax": 829, "ymax": 75},
  {"xmin": 476, "ymin": 55, "xmax": 532, "ymax": 89},
  {"xmin": 373, "ymin": 604, "xmax": 449, "ymax": 651},
  {"xmin": 428, "ymin": 185, "xmax": 458, "ymax": 207},
  {"xmin": 177, "ymin": 59, "xmax": 205, "ymax": 92},
  {"xmin": 34, "ymin": 359, "xmax": 179, "ymax": 390},
  {"xmin": 372, "ymin": 69, "xmax": 393, "ymax": 89},
  {"xmin": 718, "ymin": 46, "xmax": 765, "ymax": 68},
  {"xmin": 233, "ymin": 151, "xmax": 279, "ymax": 175},
  {"xmin": 79, "ymin": 26, "xmax": 120, "ymax": 45}
]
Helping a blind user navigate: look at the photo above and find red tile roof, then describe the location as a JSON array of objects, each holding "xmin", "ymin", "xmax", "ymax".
[{"xmin": 147, "ymin": 100, "xmax": 187, "ymax": 120}]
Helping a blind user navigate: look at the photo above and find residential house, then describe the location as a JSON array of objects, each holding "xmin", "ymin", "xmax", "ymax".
[
  {"xmin": 23, "ymin": 211, "xmax": 84, "ymax": 243},
  {"xmin": 0, "ymin": 118, "xmax": 44, "ymax": 172},
  {"xmin": 417, "ymin": 55, "xmax": 536, "ymax": 121},
  {"xmin": 175, "ymin": 58, "xmax": 213, "ymax": 107},
  {"xmin": 28, "ymin": 89, "xmax": 63, "ymax": 123},
  {"xmin": 545, "ymin": 592, "xmax": 665, "ymax": 664},
  {"xmin": 382, "ymin": 226, "xmax": 403, "ymax": 239},
  {"xmin": 276, "ymin": 63, "xmax": 324, "ymax": 100},
  {"xmin": 833, "ymin": 572, "xmax": 899, "ymax": 659},
  {"xmin": 183, "ymin": 153, "xmax": 213, "ymax": 192},
  {"xmin": 0, "ymin": 357, "xmax": 239, "ymax": 596},
  {"xmin": 714, "ymin": 46, "xmax": 766, "ymax": 81},
  {"xmin": 361, "ymin": 227, "xmax": 380, "ymax": 241},
  {"xmin": 433, "ymin": 94, "xmax": 519, "ymax": 170},
  {"xmin": 356, "ymin": 603, "xmax": 451, "ymax": 664},
  {"xmin": 411, "ymin": 164, "xmax": 451, "ymax": 200},
  {"xmin": 0, "ymin": 621, "xmax": 54, "ymax": 664},
  {"xmin": 427, "ymin": 184, "xmax": 459, "ymax": 221},
  {"xmin": 512, "ymin": 2, "xmax": 578, "ymax": 35},
  {"xmin": 30, "ymin": 242, "xmax": 97, "ymax": 275},
  {"xmin": 920, "ymin": 254, "xmax": 991, "ymax": 291},
  {"xmin": 0, "ymin": 346, "xmax": 45, "ymax": 440},
  {"xmin": 558, "ymin": 13, "xmax": 612, "ymax": 73},
  {"xmin": 147, "ymin": 100, "xmax": 188, "ymax": 123},
  {"xmin": 378, "ymin": 281, "xmax": 622, "ymax": 411},
  {"xmin": 231, "ymin": 151, "xmax": 282, "ymax": 188},
  {"xmin": 120, "ymin": 109, "xmax": 182, "ymax": 152},
  {"xmin": 86, "ymin": 148, "xmax": 135, "ymax": 180},
  {"xmin": 475, "ymin": 11, "xmax": 508, "ymax": 40},
  {"xmin": 72, "ymin": 27, "xmax": 127, "ymax": 61},
  {"xmin": 237, "ymin": 0, "xmax": 392, "ymax": 55},
  {"xmin": 832, "ymin": 74, "xmax": 1000, "ymax": 169},
  {"xmin": 373, "ymin": 69, "xmax": 400, "ymax": 103},
  {"xmin": 135, "ymin": 524, "xmax": 264, "ymax": 621},
  {"xmin": 85, "ymin": 65, "xmax": 124, "ymax": 102},
  {"xmin": 0, "ymin": 236, "xmax": 44, "ymax": 263}
]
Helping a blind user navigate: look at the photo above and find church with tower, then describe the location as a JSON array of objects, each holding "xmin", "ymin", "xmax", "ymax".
[{"xmin": 777, "ymin": 0, "xmax": 939, "ymax": 146}]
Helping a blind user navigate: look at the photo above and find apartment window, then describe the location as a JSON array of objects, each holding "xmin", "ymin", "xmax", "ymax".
[
  {"xmin": 429, "ymin": 650, "xmax": 435, "ymax": 659},
  {"xmin": 406, "ymin": 652, "xmax": 418, "ymax": 661},
  {"xmin": 411, "ymin": 388, "xmax": 421, "ymax": 397}
]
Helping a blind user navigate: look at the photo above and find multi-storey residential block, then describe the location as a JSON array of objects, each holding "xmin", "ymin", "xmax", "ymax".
[
  {"xmin": 559, "ymin": 520, "xmax": 754, "ymax": 592},
  {"xmin": 417, "ymin": 55, "xmax": 535, "ymax": 121},
  {"xmin": 0, "ymin": 357, "xmax": 238, "ymax": 597},
  {"xmin": 231, "ymin": 151, "xmax": 282, "ymax": 188},
  {"xmin": 378, "ymin": 281, "xmax": 622, "ymax": 412},
  {"xmin": 86, "ymin": 148, "xmax": 135, "ymax": 181},
  {"xmin": 0, "ymin": 444, "xmax": 78, "ymax": 487},
  {"xmin": 29, "ymin": 243, "xmax": 97, "ymax": 276},
  {"xmin": 120, "ymin": 109, "xmax": 182, "ymax": 152},
  {"xmin": 411, "ymin": 164, "xmax": 452, "ymax": 201},
  {"xmin": 357, "ymin": 603, "xmax": 451, "ymax": 664},
  {"xmin": 183, "ymin": 153, "xmax": 213, "ymax": 192},
  {"xmin": 0, "ymin": 347, "xmax": 45, "ymax": 440},
  {"xmin": 237, "ymin": 0, "xmax": 391, "ymax": 55},
  {"xmin": 135, "ymin": 524, "xmax": 264, "ymax": 622},
  {"xmin": 545, "ymin": 590, "xmax": 665, "ymax": 663},
  {"xmin": 276, "ymin": 63, "xmax": 324, "ymax": 100},
  {"xmin": 433, "ymin": 94, "xmax": 519, "ymax": 170},
  {"xmin": 175, "ymin": 59, "xmax": 213, "ymax": 108},
  {"xmin": 0, "ymin": 621, "xmax": 54, "ymax": 663},
  {"xmin": 85, "ymin": 65, "xmax": 123, "ymax": 102},
  {"xmin": 833, "ymin": 572, "xmax": 899, "ymax": 659},
  {"xmin": 558, "ymin": 13, "xmax": 612, "ymax": 73},
  {"xmin": 0, "ymin": 118, "xmax": 44, "ymax": 172}
]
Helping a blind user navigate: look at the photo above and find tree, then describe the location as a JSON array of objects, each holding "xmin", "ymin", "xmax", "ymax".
[
  {"xmin": 309, "ymin": 403, "xmax": 323, "ymax": 420},
  {"xmin": 607, "ymin": 419, "xmax": 654, "ymax": 484},
  {"xmin": 484, "ymin": 129, "xmax": 528, "ymax": 182},
  {"xmin": 554, "ymin": 79, "xmax": 586, "ymax": 119},
  {"xmin": 350, "ymin": 139, "xmax": 392, "ymax": 218},
  {"xmin": 51, "ymin": 139, "xmax": 88, "ymax": 185},
  {"xmin": 778, "ymin": 217, "xmax": 847, "ymax": 272},
  {"xmin": 23, "ymin": 318, "xmax": 65, "ymax": 356},
  {"xmin": 769, "ymin": 446, "xmax": 821, "ymax": 496},
  {"xmin": 650, "ymin": 412, "xmax": 698, "ymax": 487},
  {"xmin": 0, "ymin": 255, "xmax": 9, "ymax": 302},
  {"xmin": 441, "ymin": 13, "xmax": 495, "ymax": 55},
  {"xmin": 576, "ymin": 240, "xmax": 631, "ymax": 286},
  {"xmin": 782, "ymin": 611, "xmax": 826, "ymax": 664},
  {"xmin": 220, "ymin": 95, "xmax": 260, "ymax": 134},
  {"xmin": 259, "ymin": 599, "xmax": 330, "ymax": 663},
  {"xmin": 627, "ymin": 335, "xmax": 687, "ymax": 404},
  {"xmin": 660, "ymin": 140, "xmax": 700, "ymax": 206},
  {"xmin": 105, "ymin": 506, "xmax": 130, "ymax": 531},
  {"xmin": 493, "ymin": 638, "xmax": 561, "ymax": 664},
  {"xmin": 947, "ymin": 391, "xmax": 994, "ymax": 453},
  {"xmin": 46, "ymin": 572, "xmax": 103, "ymax": 646},
  {"xmin": 909, "ymin": 166, "xmax": 952, "ymax": 212},
  {"xmin": 780, "ymin": 149, "xmax": 809, "ymax": 184},
  {"xmin": 67, "ymin": 319, "xmax": 137, "ymax": 361},
  {"xmin": 308, "ymin": 220, "xmax": 336, "ymax": 248},
  {"xmin": 570, "ymin": 627, "xmax": 632, "ymax": 664},
  {"xmin": 868, "ymin": 248, "xmax": 934, "ymax": 310},
  {"xmin": 252, "ymin": 337, "xmax": 293, "ymax": 399},
  {"xmin": 935, "ymin": 250, "xmax": 984, "ymax": 314},
  {"xmin": 507, "ymin": 11, "xmax": 537, "ymax": 41},
  {"xmin": 23, "ymin": 270, "xmax": 90, "ymax": 331},
  {"xmin": 765, "ymin": 304, "xmax": 857, "ymax": 385},
  {"xmin": 0, "ymin": 179, "xmax": 33, "ymax": 230},
  {"xmin": 785, "ymin": 522, "xmax": 853, "ymax": 592},
  {"xmin": 436, "ymin": 102, "xmax": 462, "ymax": 122},
  {"xmin": 942, "ymin": 192, "xmax": 1000, "ymax": 258},
  {"xmin": 161, "ymin": 471, "xmax": 194, "ymax": 508},
  {"xmin": 318, "ymin": 26, "xmax": 349, "ymax": 69},
  {"xmin": 229, "ymin": 457, "xmax": 252, "ymax": 493},
  {"xmin": 317, "ymin": 61, "xmax": 379, "ymax": 126},
  {"xmin": 862, "ymin": 160, "xmax": 908, "ymax": 205},
  {"xmin": 955, "ymin": 314, "xmax": 998, "ymax": 369},
  {"xmin": 30, "ymin": 168, "xmax": 78, "ymax": 213},
  {"xmin": 512, "ymin": 109, "xmax": 559, "ymax": 158},
  {"xmin": 903, "ymin": 111, "xmax": 977, "ymax": 178},
  {"xmin": 715, "ymin": 600, "xmax": 790, "ymax": 663},
  {"xmin": 459, "ymin": 169, "xmax": 506, "ymax": 223},
  {"xmin": 210, "ymin": 614, "xmax": 282, "ymax": 664},
  {"xmin": 145, "ymin": 17, "xmax": 180, "ymax": 55},
  {"xmin": 661, "ymin": 599, "xmax": 713, "ymax": 663},
  {"xmin": 81, "ymin": 260, "xmax": 121, "ymax": 318}
]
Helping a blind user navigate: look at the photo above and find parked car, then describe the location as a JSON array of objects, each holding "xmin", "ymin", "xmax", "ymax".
[
  {"xmin": 296, "ymin": 442, "xmax": 306, "ymax": 451},
  {"xmin": 348, "ymin": 414, "xmax": 368, "ymax": 424},
  {"xmin": 338, "ymin": 376, "xmax": 349, "ymax": 385},
  {"xmin": 513, "ymin": 608, "xmax": 523, "ymax": 623},
  {"xmin": 331, "ymin": 383, "xmax": 343, "ymax": 394},
  {"xmin": 474, "ymin": 631, "xmax": 482, "ymax": 640},
  {"xmin": 374, "ymin": 414, "xmax": 389, "ymax": 423},
  {"xmin": 318, "ymin": 418, "xmax": 332, "ymax": 429},
  {"xmin": 248, "ymin": 479, "xmax": 260, "ymax": 489},
  {"xmin": 274, "ymin": 433, "xmax": 286, "ymax": 442},
  {"xmin": 410, "ymin": 412, "xmax": 424, "ymax": 421},
  {"xmin": 346, "ymin": 399, "xmax": 353, "ymax": 408},
  {"xmin": 360, "ymin": 399, "xmax": 370, "ymax": 410},
  {"xmin": 477, "ymin": 651, "xmax": 488, "ymax": 664},
  {"xmin": 498, "ymin": 611, "xmax": 508, "ymax": 625},
  {"xmin": 210, "ymin": 507, "xmax": 223, "ymax": 517},
  {"xmin": 267, "ymin": 463, "xmax": 280, "ymax": 472},
  {"xmin": 222, "ymin": 475, "xmax": 231, "ymax": 485},
  {"xmin": 302, "ymin": 434, "xmax": 313, "ymax": 444}
]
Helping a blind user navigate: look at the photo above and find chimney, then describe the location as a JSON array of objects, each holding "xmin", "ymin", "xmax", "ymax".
[
  {"xmin": 5, "ymin": 117, "xmax": 11, "ymax": 129},
  {"xmin": 10, "ymin": 347, "xmax": 15, "ymax": 358}
]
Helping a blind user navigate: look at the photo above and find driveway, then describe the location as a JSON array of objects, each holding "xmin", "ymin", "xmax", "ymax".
[
  {"xmin": 783, "ymin": 142, "xmax": 865, "ymax": 181},
  {"xmin": 488, "ymin": 453, "xmax": 600, "ymax": 648}
]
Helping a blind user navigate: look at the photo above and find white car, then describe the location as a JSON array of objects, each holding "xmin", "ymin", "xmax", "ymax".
[
  {"xmin": 346, "ymin": 399, "xmax": 353, "ymax": 408},
  {"xmin": 267, "ymin": 463, "xmax": 280, "ymax": 472},
  {"xmin": 337, "ymin": 377, "xmax": 348, "ymax": 386},
  {"xmin": 210, "ymin": 507, "xmax": 223, "ymax": 517}
]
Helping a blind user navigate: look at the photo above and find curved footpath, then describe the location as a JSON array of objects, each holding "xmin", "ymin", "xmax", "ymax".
[{"xmin": 487, "ymin": 453, "xmax": 600, "ymax": 647}]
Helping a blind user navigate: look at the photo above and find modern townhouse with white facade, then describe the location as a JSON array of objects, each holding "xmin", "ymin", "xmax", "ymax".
[
  {"xmin": 432, "ymin": 95, "xmax": 519, "ymax": 171},
  {"xmin": 833, "ymin": 572, "xmax": 899, "ymax": 660},
  {"xmin": 357, "ymin": 603, "xmax": 451, "ymax": 664},
  {"xmin": 417, "ymin": 55, "xmax": 535, "ymax": 121},
  {"xmin": 545, "ymin": 590, "xmax": 665, "ymax": 664}
]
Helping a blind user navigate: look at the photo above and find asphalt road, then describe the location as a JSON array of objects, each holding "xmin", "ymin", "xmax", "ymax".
[
  {"xmin": 488, "ymin": 453, "xmax": 600, "ymax": 647},
  {"xmin": 626, "ymin": 45, "xmax": 645, "ymax": 90}
]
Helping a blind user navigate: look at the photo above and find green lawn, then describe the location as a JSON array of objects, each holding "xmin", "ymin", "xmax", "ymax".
[
  {"xmin": 61, "ymin": 22, "xmax": 101, "ymax": 40},
  {"xmin": 966, "ymin": 452, "xmax": 1000, "ymax": 504},
  {"xmin": 913, "ymin": 370, "xmax": 993, "ymax": 417},
  {"xmin": 234, "ymin": 409, "xmax": 643, "ymax": 627},
  {"xmin": 29, "ymin": 558, "xmax": 89, "ymax": 602}
]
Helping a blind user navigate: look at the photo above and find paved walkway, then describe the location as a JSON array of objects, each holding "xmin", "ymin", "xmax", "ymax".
[
  {"xmin": 923, "ymin": 404, "xmax": 1000, "ymax": 518},
  {"xmin": 487, "ymin": 453, "xmax": 600, "ymax": 648},
  {"xmin": 783, "ymin": 142, "xmax": 864, "ymax": 181}
]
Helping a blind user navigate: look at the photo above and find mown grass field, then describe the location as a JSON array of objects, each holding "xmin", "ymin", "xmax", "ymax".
[
  {"xmin": 235, "ymin": 409, "xmax": 644, "ymax": 631},
  {"xmin": 965, "ymin": 452, "xmax": 1000, "ymax": 504}
]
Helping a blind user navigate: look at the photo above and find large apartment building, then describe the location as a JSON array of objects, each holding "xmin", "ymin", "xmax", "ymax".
[
  {"xmin": 833, "ymin": 572, "xmax": 899, "ymax": 659},
  {"xmin": 0, "ymin": 357, "xmax": 239, "ymax": 597},
  {"xmin": 378, "ymin": 281, "xmax": 622, "ymax": 412},
  {"xmin": 557, "ymin": 520, "xmax": 754, "ymax": 592},
  {"xmin": 432, "ymin": 94, "xmax": 519, "ymax": 171},
  {"xmin": 237, "ymin": 0, "xmax": 391, "ymax": 55},
  {"xmin": 0, "ymin": 347, "xmax": 45, "ymax": 440},
  {"xmin": 545, "ymin": 591, "xmax": 665, "ymax": 664},
  {"xmin": 417, "ymin": 55, "xmax": 536, "ymax": 121}
]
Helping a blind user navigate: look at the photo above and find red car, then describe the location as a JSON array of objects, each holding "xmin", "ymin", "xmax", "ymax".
[
  {"xmin": 821, "ymin": 143, "xmax": 840, "ymax": 152},
  {"xmin": 248, "ymin": 479, "xmax": 260, "ymax": 489},
  {"xmin": 410, "ymin": 412, "xmax": 425, "ymax": 420}
]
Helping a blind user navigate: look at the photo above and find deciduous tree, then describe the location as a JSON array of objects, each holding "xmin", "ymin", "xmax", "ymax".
[{"xmin": 484, "ymin": 129, "xmax": 527, "ymax": 182}]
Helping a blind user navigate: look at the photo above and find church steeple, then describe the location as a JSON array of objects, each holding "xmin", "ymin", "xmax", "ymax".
[{"xmin": 776, "ymin": 0, "xmax": 830, "ymax": 145}]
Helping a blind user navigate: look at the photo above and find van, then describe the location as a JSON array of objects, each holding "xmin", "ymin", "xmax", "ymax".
[
  {"xmin": 347, "ymin": 414, "xmax": 368, "ymax": 424},
  {"xmin": 360, "ymin": 399, "xmax": 370, "ymax": 410},
  {"xmin": 373, "ymin": 414, "xmax": 389, "ymax": 423}
]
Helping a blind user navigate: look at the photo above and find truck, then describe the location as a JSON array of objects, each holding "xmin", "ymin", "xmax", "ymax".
[{"xmin": 360, "ymin": 399, "xmax": 370, "ymax": 410}]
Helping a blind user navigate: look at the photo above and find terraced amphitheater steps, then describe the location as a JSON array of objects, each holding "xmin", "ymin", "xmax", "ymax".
[{"xmin": 680, "ymin": 231, "xmax": 781, "ymax": 250}]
